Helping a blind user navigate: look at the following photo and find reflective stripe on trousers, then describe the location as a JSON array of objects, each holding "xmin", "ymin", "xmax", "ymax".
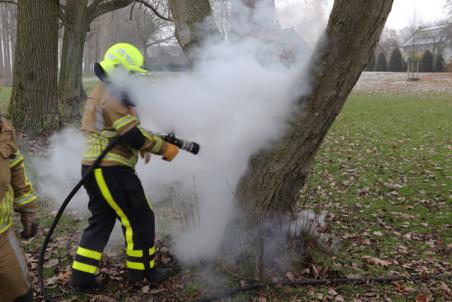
[{"xmin": 71, "ymin": 165, "xmax": 156, "ymax": 286}]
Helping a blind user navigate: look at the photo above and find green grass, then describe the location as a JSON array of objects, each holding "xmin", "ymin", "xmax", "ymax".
[
  {"xmin": 0, "ymin": 86, "xmax": 11, "ymax": 113},
  {"xmin": 293, "ymin": 91, "xmax": 451, "ymax": 300},
  {"xmin": 7, "ymin": 85, "xmax": 451, "ymax": 300}
]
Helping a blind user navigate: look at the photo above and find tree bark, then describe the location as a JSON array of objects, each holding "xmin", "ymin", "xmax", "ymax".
[
  {"xmin": 9, "ymin": 0, "xmax": 60, "ymax": 136},
  {"xmin": 1, "ymin": 6, "xmax": 13, "ymax": 82},
  {"xmin": 167, "ymin": 0, "xmax": 214, "ymax": 59},
  {"xmin": 58, "ymin": 0, "xmax": 90, "ymax": 122},
  {"xmin": 237, "ymin": 0, "xmax": 394, "ymax": 214}
]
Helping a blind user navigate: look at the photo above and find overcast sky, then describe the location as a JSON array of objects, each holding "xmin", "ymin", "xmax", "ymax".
[{"xmin": 276, "ymin": 0, "xmax": 448, "ymax": 32}]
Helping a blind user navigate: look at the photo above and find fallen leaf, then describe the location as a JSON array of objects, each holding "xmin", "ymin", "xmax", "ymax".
[
  {"xmin": 415, "ymin": 294, "xmax": 429, "ymax": 302},
  {"xmin": 362, "ymin": 256, "xmax": 391, "ymax": 267},
  {"xmin": 335, "ymin": 295, "xmax": 345, "ymax": 302},
  {"xmin": 57, "ymin": 271, "xmax": 71, "ymax": 285},
  {"xmin": 43, "ymin": 258, "xmax": 59, "ymax": 268}
]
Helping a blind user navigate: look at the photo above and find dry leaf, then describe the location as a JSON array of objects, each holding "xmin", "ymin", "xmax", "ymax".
[
  {"xmin": 142, "ymin": 285, "xmax": 150, "ymax": 294},
  {"xmin": 57, "ymin": 271, "xmax": 71, "ymax": 285},
  {"xmin": 362, "ymin": 256, "xmax": 391, "ymax": 267},
  {"xmin": 335, "ymin": 295, "xmax": 345, "ymax": 302},
  {"xmin": 373, "ymin": 231, "xmax": 383, "ymax": 237},
  {"xmin": 415, "ymin": 294, "xmax": 429, "ymax": 302},
  {"xmin": 328, "ymin": 288, "xmax": 338, "ymax": 296},
  {"xmin": 43, "ymin": 258, "xmax": 59, "ymax": 268}
]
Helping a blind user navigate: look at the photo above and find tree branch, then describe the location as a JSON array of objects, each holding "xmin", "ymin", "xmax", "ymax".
[
  {"xmin": 134, "ymin": 0, "xmax": 173, "ymax": 21},
  {"xmin": 146, "ymin": 34, "xmax": 175, "ymax": 47},
  {"xmin": 59, "ymin": 4, "xmax": 67, "ymax": 25},
  {"xmin": 129, "ymin": 0, "xmax": 136, "ymax": 20},
  {"xmin": 87, "ymin": 0, "xmax": 134, "ymax": 22}
]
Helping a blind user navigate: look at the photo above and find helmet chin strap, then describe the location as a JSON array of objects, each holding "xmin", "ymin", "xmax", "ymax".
[
  {"xmin": 94, "ymin": 62, "xmax": 108, "ymax": 82},
  {"xmin": 94, "ymin": 62, "xmax": 136, "ymax": 108}
]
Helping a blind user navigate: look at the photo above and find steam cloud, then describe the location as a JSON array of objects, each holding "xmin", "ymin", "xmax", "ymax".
[{"xmin": 35, "ymin": 1, "xmax": 324, "ymax": 263}]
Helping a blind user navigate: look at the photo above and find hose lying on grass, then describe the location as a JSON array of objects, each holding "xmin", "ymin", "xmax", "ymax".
[{"xmin": 194, "ymin": 274, "xmax": 452, "ymax": 302}]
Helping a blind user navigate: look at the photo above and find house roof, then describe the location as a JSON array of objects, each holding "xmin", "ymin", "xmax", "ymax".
[{"xmin": 401, "ymin": 23, "xmax": 451, "ymax": 48}]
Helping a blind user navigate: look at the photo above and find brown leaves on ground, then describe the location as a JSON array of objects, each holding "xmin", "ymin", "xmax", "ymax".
[{"xmin": 362, "ymin": 256, "xmax": 392, "ymax": 267}]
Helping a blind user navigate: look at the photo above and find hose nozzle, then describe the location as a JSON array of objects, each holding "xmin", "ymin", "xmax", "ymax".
[{"xmin": 161, "ymin": 133, "xmax": 200, "ymax": 155}]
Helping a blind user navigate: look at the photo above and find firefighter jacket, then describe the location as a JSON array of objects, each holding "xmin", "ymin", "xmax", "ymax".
[
  {"xmin": 0, "ymin": 117, "xmax": 38, "ymax": 234},
  {"xmin": 81, "ymin": 83, "xmax": 168, "ymax": 168}
]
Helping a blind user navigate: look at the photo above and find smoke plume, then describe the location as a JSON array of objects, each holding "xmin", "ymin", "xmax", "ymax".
[{"xmin": 35, "ymin": 1, "xmax": 324, "ymax": 263}]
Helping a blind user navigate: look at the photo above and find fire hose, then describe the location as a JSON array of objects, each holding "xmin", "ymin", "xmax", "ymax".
[
  {"xmin": 38, "ymin": 133, "xmax": 200, "ymax": 302},
  {"xmin": 194, "ymin": 274, "xmax": 452, "ymax": 302}
]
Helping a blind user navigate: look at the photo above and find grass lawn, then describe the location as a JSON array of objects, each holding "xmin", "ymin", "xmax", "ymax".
[
  {"xmin": 8, "ymin": 87, "xmax": 451, "ymax": 301},
  {"xmin": 0, "ymin": 86, "xmax": 11, "ymax": 113},
  {"xmin": 293, "ymin": 92, "xmax": 451, "ymax": 301}
]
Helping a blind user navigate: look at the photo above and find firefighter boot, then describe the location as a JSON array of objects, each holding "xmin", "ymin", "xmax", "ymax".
[
  {"xmin": 148, "ymin": 267, "xmax": 177, "ymax": 284},
  {"xmin": 72, "ymin": 276, "xmax": 105, "ymax": 294}
]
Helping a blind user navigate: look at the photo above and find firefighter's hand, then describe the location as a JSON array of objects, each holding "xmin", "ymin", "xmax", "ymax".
[
  {"xmin": 140, "ymin": 150, "xmax": 151, "ymax": 164},
  {"xmin": 162, "ymin": 143, "xmax": 179, "ymax": 162},
  {"xmin": 20, "ymin": 211, "xmax": 38, "ymax": 239}
]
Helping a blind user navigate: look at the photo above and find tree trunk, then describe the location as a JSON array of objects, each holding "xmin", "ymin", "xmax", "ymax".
[
  {"xmin": 58, "ymin": 0, "xmax": 133, "ymax": 123},
  {"xmin": 58, "ymin": 0, "xmax": 89, "ymax": 122},
  {"xmin": 167, "ymin": 0, "xmax": 214, "ymax": 58},
  {"xmin": 0, "ymin": 18, "xmax": 3, "ymax": 90},
  {"xmin": 1, "ymin": 8, "xmax": 12, "ymax": 82},
  {"xmin": 9, "ymin": 0, "xmax": 60, "ymax": 136},
  {"xmin": 237, "ymin": 0, "xmax": 394, "ymax": 214}
]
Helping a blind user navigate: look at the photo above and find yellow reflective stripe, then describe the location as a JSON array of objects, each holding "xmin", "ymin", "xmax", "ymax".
[
  {"xmin": 0, "ymin": 221, "xmax": 13, "ymax": 234},
  {"xmin": 113, "ymin": 115, "xmax": 137, "ymax": 130},
  {"xmin": 127, "ymin": 261, "xmax": 145, "ymax": 270},
  {"xmin": 150, "ymin": 259, "xmax": 155, "ymax": 268},
  {"xmin": 94, "ymin": 169, "xmax": 134, "ymax": 251},
  {"xmin": 149, "ymin": 246, "xmax": 155, "ymax": 256},
  {"xmin": 83, "ymin": 153, "xmax": 137, "ymax": 168},
  {"xmin": 126, "ymin": 248, "xmax": 143, "ymax": 257},
  {"xmin": 14, "ymin": 194, "xmax": 37, "ymax": 207},
  {"xmin": 9, "ymin": 151, "xmax": 24, "ymax": 168},
  {"xmin": 138, "ymin": 127, "xmax": 163, "ymax": 153},
  {"xmin": 1, "ymin": 189, "xmax": 14, "ymax": 233},
  {"xmin": 77, "ymin": 247, "xmax": 102, "ymax": 261},
  {"xmin": 100, "ymin": 130, "xmax": 118, "ymax": 138},
  {"xmin": 72, "ymin": 261, "xmax": 97, "ymax": 274},
  {"xmin": 151, "ymin": 137, "xmax": 164, "ymax": 153}
]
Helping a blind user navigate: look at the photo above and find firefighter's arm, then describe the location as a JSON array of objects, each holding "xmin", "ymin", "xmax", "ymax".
[
  {"xmin": 106, "ymin": 101, "xmax": 179, "ymax": 161},
  {"xmin": 10, "ymin": 150, "xmax": 39, "ymax": 239}
]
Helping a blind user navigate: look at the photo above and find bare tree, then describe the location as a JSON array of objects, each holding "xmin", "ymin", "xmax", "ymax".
[{"xmin": 8, "ymin": 0, "xmax": 60, "ymax": 136}]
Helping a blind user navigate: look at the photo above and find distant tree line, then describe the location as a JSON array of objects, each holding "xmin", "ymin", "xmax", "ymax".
[{"xmin": 366, "ymin": 48, "xmax": 445, "ymax": 73}]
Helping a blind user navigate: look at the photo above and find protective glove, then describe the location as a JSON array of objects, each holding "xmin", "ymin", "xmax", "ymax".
[
  {"xmin": 140, "ymin": 150, "xmax": 151, "ymax": 164},
  {"xmin": 162, "ymin": 143, "xmax": 179, "ymax": 162},
  {"xmin": 20, "ymin": 211, "xmax": 38, "ymax": 239}
]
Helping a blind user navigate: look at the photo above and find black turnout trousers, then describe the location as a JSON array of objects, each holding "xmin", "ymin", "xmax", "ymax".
[{"xmin": 71, "ymin": 165, "xmax": 156, "ymax": 286}]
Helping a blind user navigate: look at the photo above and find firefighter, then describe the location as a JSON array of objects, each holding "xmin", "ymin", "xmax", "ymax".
[
  {"xmin": 71, "ymin": 43, "xmax": 179, "ymax": 292},
  {"xmin": 0, "ymin": 116, "xmax": 39, "ymax": 302}
]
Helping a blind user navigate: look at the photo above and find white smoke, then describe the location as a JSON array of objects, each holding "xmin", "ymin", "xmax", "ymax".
[
  {"xmin": 35, "ymin": 1, "xmax": 324, "ymax": 263},
  {"xmin": 276, "ymin": 0, "xmax": 332, "ymax": 46}
]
